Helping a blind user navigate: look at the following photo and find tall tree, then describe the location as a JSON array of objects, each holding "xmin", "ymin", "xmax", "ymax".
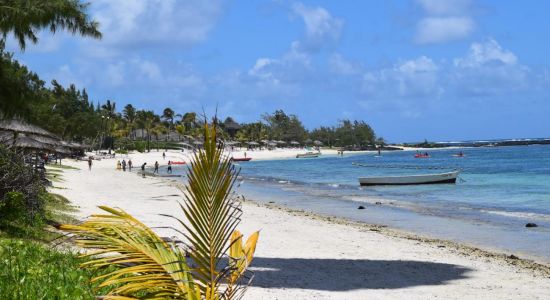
[
  {"xmin": 181, "ymin": 112, "xmax": 197, "ymax": 133},
  {"xmin": 0, "ymin": 0, "xmax": 101, "ymax": 50},
  {"xmin": 122, "ymin": 104, "xmax": 136, "ymax": 138},
  {"xmin": 162, "ymin": 107, "xmax": 175, "ymax": 131}
]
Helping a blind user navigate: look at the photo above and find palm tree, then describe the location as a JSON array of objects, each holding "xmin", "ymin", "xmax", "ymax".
[
  {"xmin": 142, "ymin": 110, "xmax": 156, "ymax": 152},
  {"xmin": 152, "ymin": 122, "xmax": 167, "ymax": 151},
  {"xmin": 162, "ymin": 107, "xmax": 175, "ymax": 131},
  {"xmin": 122, "ymin": 104, "xmax": 136, "ymax": 139},
  {"xmin": 182, "ymin": 112, "xmax": 197, "ymax": 132},
  {"xmin": 0, "ymin": 0, "xmax": 102, "ymax": 50},
  {"xmin": 61, "ymin": 123, "xmax": 260, "ymax": 299},
  {"xmin": 100, "ymin": 100, "xmax": 116, "ymax": 149},
  {"xmin": 175, "ymin": 124, "xmax": 185, "ymax": 141}
]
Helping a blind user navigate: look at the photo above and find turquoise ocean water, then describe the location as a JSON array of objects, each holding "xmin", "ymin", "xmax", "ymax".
[{"xmin": 174, "ymin": 145, "xmax": 550, "ymax": 262}]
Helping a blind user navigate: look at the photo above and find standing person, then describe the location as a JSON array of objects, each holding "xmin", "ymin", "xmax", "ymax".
[
  {"xmin": 88, "ymin": 156, "xmax": 93, "ymax": 171},
  {"xmin": 378, "ymin": 148, "xmax": 381, "ymax": 156},
  {"xmin": 154, "ymin": 161, "xmax": 159, "ymax": 174},
  {"xmin": 116, "ymin": 160, "xmax": 122, "ymax": 170},
  {"xmin": 162, "ymin": 152, "xmax": 166, "ymax": 160},
  {"xmin": 121, "ymin": 159, "xmax": 126, "ymax": 172},
  {"xmin": 244, "ymin": 151, "xmax": 247, "ymax": 158},
  {"xmin": 141, "ymin": 162, "xmax": 147, "ymax": 177},
  {"xmin": 128, "ymin": 159, "xmax": 133, "ymax": 171},
  {"xmin": 167, "ymin": 161, "xmax": 172, "ymax": 174}
]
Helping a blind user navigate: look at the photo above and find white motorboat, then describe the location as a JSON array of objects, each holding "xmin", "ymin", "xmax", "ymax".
[
  {"xmin": 358, "ymin": 170, "xmax": 460, "ymax": 186},
  {"xmin": 296, "ymin": 151, "xmax": 320, "ymax": 158}
]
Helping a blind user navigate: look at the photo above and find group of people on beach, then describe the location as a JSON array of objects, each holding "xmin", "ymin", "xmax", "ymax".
[
  {"xmin": 87, "ymin": 151, "xmax": 176, "ymax": 177},
  {"xmin": 116, "ymin": 159, "xmax": 133, "ymax": 171}
]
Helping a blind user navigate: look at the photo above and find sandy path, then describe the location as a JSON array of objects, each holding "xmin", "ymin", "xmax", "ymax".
[{"xmin": 53, "ymin": 156, "xmax": 550, "ymax": 300}]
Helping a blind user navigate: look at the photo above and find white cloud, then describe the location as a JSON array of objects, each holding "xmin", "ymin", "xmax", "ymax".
[
  {"xmin": 135, "ymin": 60, "xmax": 162, "ymax": 81},
  {"xmin": 415, "ymin": 17, "xmax": 474, "ymax": 44},
  {"xmin": 248, "ymin": 41, "xmax": 311, "ymax": 86},
  {"xmin": 454, "ymin": 38, "xmax": 517, "ymax": 67},
  {"xmin": 362, "ymin": 56, "xmax": 442, "ymax": 98},
  {"xmin": 417, "ymin": 0, "xmax": 472, "ymax": 15},
  {"xmin": 414, "ymin": 0, "xmax": 474, "ymax": 44},
  {"xmin": 91, "ymin": 0, "xmax": 223, "ymax": 47},
  {"xmin": 452, "ymin": 39, "xmax": 528, "ymax": 96},
  {"xmin": 329, "ymin": 54, "xmax": 360, "ymax": 75},
  {"xmin": 292, "ymin": 2, "xmax": 343, "ymax": 51}
]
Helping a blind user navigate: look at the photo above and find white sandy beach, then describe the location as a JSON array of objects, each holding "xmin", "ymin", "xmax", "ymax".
[{"xmin": 52, "ymin": 150, "xmax": 550, "ymax": 300}]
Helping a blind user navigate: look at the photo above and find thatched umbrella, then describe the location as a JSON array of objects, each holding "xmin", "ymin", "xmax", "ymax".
[
  {"xmin": 26, "ymin": 134, "xmax": 62, "ymax": 147},
  {"xmin": 313, "ymin": 140, "xmax": 323, "ymax": 146},
  {"xmin": 247, "ymin": 141, "xmax": 259, "ymax": 146},
  {"xmin": 0, "ymin": 119, "xmax": 59, "ymax": 139},
  {"xmin": 11, "ymin": 135, "xmax": 54, "ymax": 151},
  {"xmin": 290, "ymin": 141, "xmax": 300, "ymax": 145},
  {"xmin": 304, "ymin": 138, "xmax": 313, "ymax": 145}
]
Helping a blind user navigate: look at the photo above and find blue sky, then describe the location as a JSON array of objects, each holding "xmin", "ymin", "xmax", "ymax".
[{"xmin": 7, "ymin": 0, "xmax": 550, "ymax": 142}]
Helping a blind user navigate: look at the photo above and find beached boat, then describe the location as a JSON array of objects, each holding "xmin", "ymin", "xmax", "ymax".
[
  {"xmin": 358, "ymin": 170, "xmax": 460, "ymax": 186},
  {"xmin": 231, "ymin": 157, "xmax": 252, "ymax": 162},
  {"xmin": 296, "ymin": 151, "xmax": 320, "ymax": 158}
]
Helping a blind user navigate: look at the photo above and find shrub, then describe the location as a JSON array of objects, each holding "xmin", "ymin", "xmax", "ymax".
[{"xmin": 0, "ymin": 146, "xmax": 47, "ymax": 233}]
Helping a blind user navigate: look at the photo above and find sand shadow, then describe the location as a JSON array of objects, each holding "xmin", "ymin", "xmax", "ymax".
[{"xmin": 250, "ymin": 257, "xmax": 471, "ymax": 290}]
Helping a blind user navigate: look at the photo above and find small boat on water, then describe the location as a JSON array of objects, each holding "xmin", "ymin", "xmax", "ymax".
[
  {"xmin": 231, "ymin": 157, "xmax": 252, "ymax": 162},
  {"xmin": 358, "ymin": 170, "xmax": 460, "ymax": 186},
  {"xmin": 414, "ymin": 153, "xmax": 430, "ymax": 158},
  {"xmin": 170, "ymin": 161, "xmax": 186, "ymax": 165},
  {"xmin": 296, "ymin": 151, "xmax": 320, "ymax": 158}
]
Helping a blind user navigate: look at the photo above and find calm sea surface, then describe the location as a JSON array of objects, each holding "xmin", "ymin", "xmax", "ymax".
[{"xmin": 176, "ymin": 145, "xmax": 550, "ymax": 262}]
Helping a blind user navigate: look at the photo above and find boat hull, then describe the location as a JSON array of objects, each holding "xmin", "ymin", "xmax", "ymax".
[
  {"xmin": 296, "ymin": 152, "xmax": 320, "ymax": 158},
  {"xmin": 359, "ymin": 171, "xmax": 460, "ymax": 186},
  {"xmin": 231, "ymin": 157, "xmax": 252, "ymax": 162}
]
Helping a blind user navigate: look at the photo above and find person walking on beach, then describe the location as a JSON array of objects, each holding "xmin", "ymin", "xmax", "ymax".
[
  {"xmin": 128, "ymin": 159, "xmax": 133, "ymax": 171},
  {"xmin": 116, "ymin": 160, "xmax": 122, "ymax": 170},
  {"xmin": 88, "ymin": 156, "xmax": 93, "ymax": 171},
  {"xmin": 121, "ymin": 159, "xmax": 126, "ymax": 172},
  {"xmin": 167, "ymin": 161, "xmax": 172, "ymax": 174},
  {"xmin": 154, "ymin": 161, "xmax": 159, "ymax": 174},
  {"xmin": 162, "ymin": 152, "xmax": 166, "ymax": 160},
  {"xmin": 141, "ymin": 162, "xmax": 147, "ymax": 177}
]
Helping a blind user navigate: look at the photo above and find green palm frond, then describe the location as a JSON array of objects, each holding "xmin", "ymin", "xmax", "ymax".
[
  {"xmin": 0, "ymin": 0, "xmax": 102, "ymax": 50},
  {"xmin": 177, "ymin": 123, "xmax": 241, "ymax": 292},
  {"xmin": 61, "ymin": 206, "xmax": 198, "ymax": 299}
]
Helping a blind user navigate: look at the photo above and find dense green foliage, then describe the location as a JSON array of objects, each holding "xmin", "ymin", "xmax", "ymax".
[
  {"xmin": 310, "ymin": 119, "xmax": 377, "ymax": 148},
  {"xmin": 0, "ymin": 238, "xmax": 115, "ymax": 299}
]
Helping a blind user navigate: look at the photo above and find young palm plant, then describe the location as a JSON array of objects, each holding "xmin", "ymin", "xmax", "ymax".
[{"xmin": 61, "ymin": 123, "xmax": 259, "ymax": 299}]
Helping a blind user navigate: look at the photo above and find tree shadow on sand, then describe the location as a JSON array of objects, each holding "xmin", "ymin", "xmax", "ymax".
[{"xmin": 250, "ymin": 257, "xmax": 471, "ymax": 290}]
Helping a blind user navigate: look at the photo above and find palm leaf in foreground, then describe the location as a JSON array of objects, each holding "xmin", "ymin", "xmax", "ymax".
[{"xmin": 61, "ymin": 206, "xmax": 199, "ymax": 299}]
